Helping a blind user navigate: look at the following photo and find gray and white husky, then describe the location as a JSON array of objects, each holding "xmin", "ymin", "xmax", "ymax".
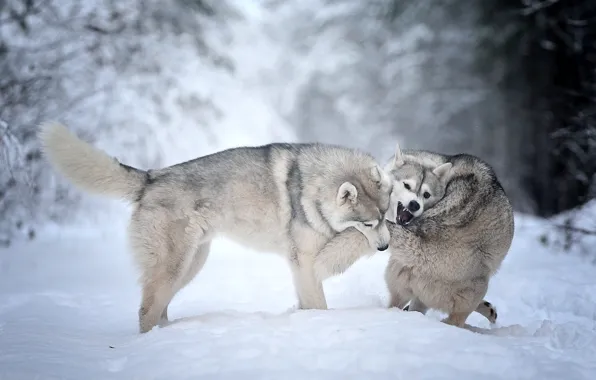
[
  {"xmin": 38, "ymin": 122, "xmax": 394, "ymax": 333},
  {"xmin": 315, "ymin": 144, "xmax": 514, "ymax": 327}
]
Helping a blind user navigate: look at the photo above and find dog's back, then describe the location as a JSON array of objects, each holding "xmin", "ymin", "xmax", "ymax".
[
  {"xmin": 407, "ymin": 153, "xmax": 514, "ymax": 278},
  {"xmin": 450, "ymin": 154, "xmax": 514, "ymax": 276}
]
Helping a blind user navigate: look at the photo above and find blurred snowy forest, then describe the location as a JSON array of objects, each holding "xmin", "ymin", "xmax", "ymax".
[{"xmin": 1, "ymin": 0, "xmax": 595, "ymax": 248}]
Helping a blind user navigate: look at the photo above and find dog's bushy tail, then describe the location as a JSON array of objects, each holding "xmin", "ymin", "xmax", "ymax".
[{"xmin": 38, "ymin": 121, "xmax": 147, "ymax": 202}]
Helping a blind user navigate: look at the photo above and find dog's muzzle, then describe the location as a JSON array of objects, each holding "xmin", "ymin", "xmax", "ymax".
[
  {"xmin": 377, "ymin": 243, "xmax": 389, "ymax": 251},
  {"xmin": 396, "ymin": 202, "xmax": 414, "ymax": 225}
]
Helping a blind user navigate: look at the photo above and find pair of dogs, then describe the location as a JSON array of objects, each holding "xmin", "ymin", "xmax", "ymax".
[{"xmin": 39, "ymin": 122, "xmax": 514, "ymax": 333}]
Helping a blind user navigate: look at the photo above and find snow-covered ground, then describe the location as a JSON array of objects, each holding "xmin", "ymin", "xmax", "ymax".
[
  {"xmin": 1, "ymin": 214, "xmax": 595, "ymax": 380},
  {"xmin": 1, "ymin": 2, "xmax": 595, "ymax": 379}
]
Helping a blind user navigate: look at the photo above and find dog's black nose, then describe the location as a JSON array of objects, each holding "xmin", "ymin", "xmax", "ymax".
[
  {"xmin": 408, "ymin": 200, "xmax": 420, "ymax": 212},
  {"xmin": 377, "ymin": 244, "xmax": 389, "ymax": 251}
]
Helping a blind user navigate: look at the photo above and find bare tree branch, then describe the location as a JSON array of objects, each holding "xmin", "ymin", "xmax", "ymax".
[{"xmin": 556, "ymin": 223, "xmax": 596, "ymax": 236}]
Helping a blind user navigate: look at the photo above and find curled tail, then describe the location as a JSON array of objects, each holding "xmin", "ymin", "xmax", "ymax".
[{"xmin": 38, "ymin": 121, "xmax": 147, "ymax": 202}]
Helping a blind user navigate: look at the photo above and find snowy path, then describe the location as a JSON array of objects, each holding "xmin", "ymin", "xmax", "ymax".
[{"xmin": 1, "ymin": 215, "xmax": 595, "ymax": 379}]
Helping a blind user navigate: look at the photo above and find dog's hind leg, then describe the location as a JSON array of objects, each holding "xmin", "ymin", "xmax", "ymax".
[
  {"xmin": 387, "ymin": 287, "xmax": 412, "ymax": 309},
  {"xmin": 160, "ymin": 241, "xmax": 212, "ymax": 324},
  {"xmin": 442, "ymin": 277, "xmax": 488, "ymax": 328},
  {"xmin": 442, "ymin": 311, "xmax": 472, "ymax": 327},
  {"xmin": 404, "ymin": 297, "xmax": 429, "ymax": 314},
  {"xmin": 139, "ymin": 270, "xmax": 180, "ymax": 333},
  {"xmin": 131, "ymin": 213, "xmax": 207, "ymax": 334},
  {"xmin": 475, "ymin": 299, "xmax": 498, "ymax": 324}
]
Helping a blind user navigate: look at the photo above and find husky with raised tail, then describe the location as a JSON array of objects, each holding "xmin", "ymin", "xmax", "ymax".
[{"xmin": 38, "ymin": 122, "xmax": 393, "ymax": 333}]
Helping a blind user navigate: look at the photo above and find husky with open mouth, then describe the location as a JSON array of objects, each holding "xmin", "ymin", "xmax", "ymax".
[
  {"xmin": 314, "ymin": 144, "xmax": 513, "ymax": 327},
  {"xmin": 384, "ymin": 142, "xmax": 452, "ymax": 227}
]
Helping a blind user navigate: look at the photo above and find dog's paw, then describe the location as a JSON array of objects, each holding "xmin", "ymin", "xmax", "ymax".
[{"xmin": 479, "ymin": 300, "xmax": 498, "ymax": 324}]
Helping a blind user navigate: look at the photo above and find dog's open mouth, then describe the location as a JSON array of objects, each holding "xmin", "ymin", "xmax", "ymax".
[{"xmin": 396, "ymin": 202, "xmax": 414, "ymax": 226}]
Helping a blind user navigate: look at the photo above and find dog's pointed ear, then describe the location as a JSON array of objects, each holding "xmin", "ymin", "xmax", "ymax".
[
  {"xmin": 337, "ymin": 182, "xmax": 358, "ymax": 205},
  {"xmin": 370, "ymin": 164, "xmax": 392, "ymax": 189},
  {"xmin": 433, "ymin": 162, "xmax": 453, "ymax": 181},
  {"xmin": 370, "ymin": 164, "xmax": 389, "ymax": 188},
  {"xmin": 393, "ymin": 142, "xmax": 405, "ymax": 168},
  {"xmin": 385, "ymin": 202, "xmax": 397, "ymax": 224},
  {"xmin": 370, "ymin": 165, "xmax": 382, "ymax": 183}
]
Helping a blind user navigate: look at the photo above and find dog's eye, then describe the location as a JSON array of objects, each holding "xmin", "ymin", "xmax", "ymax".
[
  {"xmin": 363, "ymin": 222, "xmax": 374, "ymax": 227},
  {"xmin": 423, "ymin": 192, "xmax": 431, "ymax": 199},
  {"xmin": 403, "ymin": 183, "xmax": 411, "ymax": 190}
]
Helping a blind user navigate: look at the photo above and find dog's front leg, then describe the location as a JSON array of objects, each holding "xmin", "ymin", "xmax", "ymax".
[
  {"xmin": 442, "ymin": 277, "xmax": 489, "ymax": 328},
  {"xmin": 313, "ymin": 228, "xmax": 372, "ymax": 282},
  {"xmin": 289, "ymin": 251, "xmax": 328, "ymax": 310}
]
